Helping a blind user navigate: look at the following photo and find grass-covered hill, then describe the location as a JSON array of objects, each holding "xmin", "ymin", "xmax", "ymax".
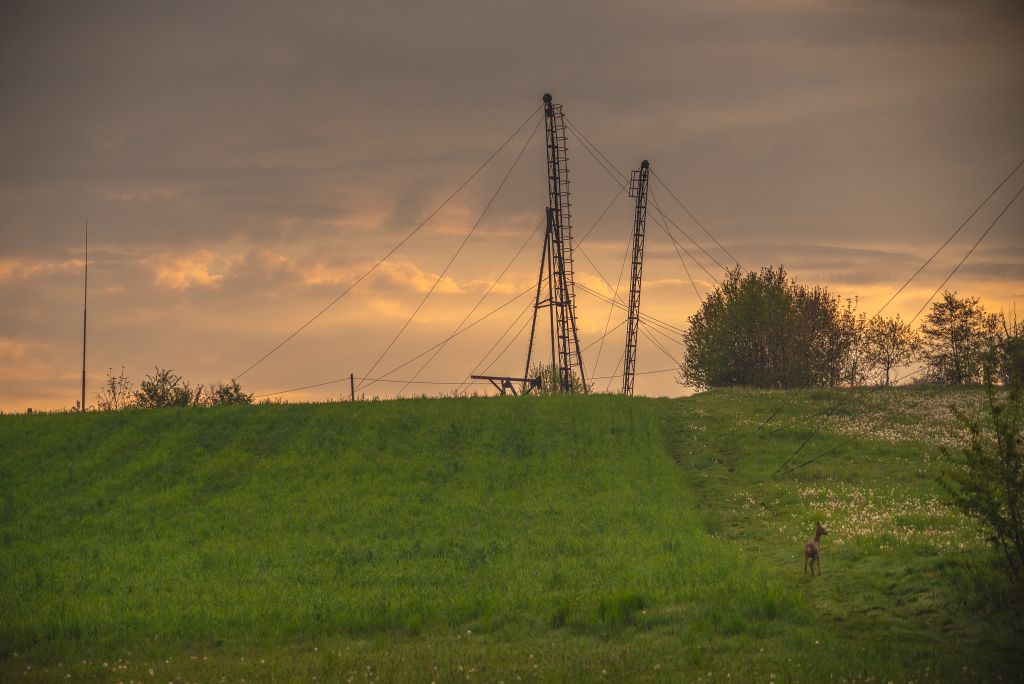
[{"xmin": 1, "ymin": 389, "xmax": 1021, "ymax": 681}]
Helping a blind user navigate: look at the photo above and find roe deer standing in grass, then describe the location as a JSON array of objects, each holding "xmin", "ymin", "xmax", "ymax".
[{"xmin": 803, "ymin": 521, "xmax": 828, "ymax": 576}]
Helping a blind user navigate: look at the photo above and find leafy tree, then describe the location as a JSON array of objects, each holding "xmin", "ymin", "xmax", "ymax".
[
  {"xmin": 991, "ymin": 310, "xmax": 1023, "ymax": 387},
  {"xmin": 920, "ymin": 291, "xmax": 998, "ymax": 384},
  {"xmin": 527, "ymin": 362, "xmax": 588, "ymax": 395},
  {"xmin": 680, "ymin": 266, "xmax": 863, "ymax": 389},
  {"xmin": 204, "ymin": 379, "xmax": 253, "ymax": 406},
  {"xmin": 133, "ymin": 367, "xmax": 203, "ymax": 408},
  {"xmin": 861, "ymin": 314, "xmax": 921, "ymax": 386},
  {"xmin": 822, "ymin": 297, "xmax": 867, "ymax": 387},
  {"xmin": 95, "ymin": 367, "xmax": 134, "ymax": 410},
  {"xmin": 941, "ymin": 367, "xmax": 1023, "ymax": 591}
]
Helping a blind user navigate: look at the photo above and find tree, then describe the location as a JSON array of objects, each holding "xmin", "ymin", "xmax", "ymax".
[
  {"xmin": 920, "ymin": 291, "xmax": 998, "ymax": 384},
  {"xmin": 941, "ymin": 366, "xmax": 1024, "ymax": 591},
  {"xmin": 991, "ymin": 309, "xmax": 1023, "ymax": 387},
  {"xmin": 821, "ymin": 297, "xmax": 867, "ymax": 388},
  {"xmin": 95, "ymin": 367, "xmax": 134, "ymax": 410},
  {"xmin": 680, "ymin": 266, "xmax": 864, "ymax": 389},
  {"xmin": 133, "ymin": 367, "xmax": 203, "ymax": 408},
  {"xmin": 861, "ymin": 314, "xmax": 921, "ymax": 386},
  {"xmin": 204, "ymin": 379, "xmax": 253, "ymax": 406}
]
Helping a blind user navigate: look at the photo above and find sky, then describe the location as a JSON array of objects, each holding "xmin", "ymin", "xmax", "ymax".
[{"xmin": 1, "ymin": 0, "xmax": 1023, "ymax": 411}]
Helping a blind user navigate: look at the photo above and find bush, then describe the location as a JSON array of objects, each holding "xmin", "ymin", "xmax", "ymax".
[
  {"xmin": 204, "ymin": 380, "xmax": 254, "ymax": 406},
  {"xmin": 990, "ymin": 310, "xmax": 1023, "ymax": 387},
  {"xmin": 941, "ymin": 369, "xmax": 1023, "ymax": 593},
  {"xmin": 95, "ymin": 367, "xmax": 134, "ymax": 410},
  {"xmin": 133, "ymin": 367, "xmax": 203, "ymax": 408},
  {"xmin": 528, "ymin": 363, "xmax": 589, "ymax": 395}
]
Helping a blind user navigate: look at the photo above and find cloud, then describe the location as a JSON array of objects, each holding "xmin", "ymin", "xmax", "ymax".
[
  {"xmin": 0, "ymin": 257, "xmax": 82, "ymax": 282},
  {"xmin": 374, "ymin": 260, "xmax": 462, "ymax": 295},
  {"xmin": 150, "ymin": 250, "xmax": 232, "ymax": 290},
  {"xmin": 957, "ymin": 261, "xmax": 1024, "ymax": 282},
  {"xmin": 0, "ymin": 336, "xmax": 31, "ymax": 360},
  {"xmin": 0, "ymin": 336, "xmax": 79, "ymax": 410},
  {"xmin": 645, "ymin": 278, "xmax": 691, "ymax": 290},
  {"xmin": 377, "ymin": 177, "xmax": 446, "ymax": 234},
  {"xmin": 1, "ymin": 0, "xmax": 1022, "ymax": 408}
]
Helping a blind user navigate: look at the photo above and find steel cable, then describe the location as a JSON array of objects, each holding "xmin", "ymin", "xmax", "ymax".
[
  {"xmin": 357, "ymin": 115, "xmax": 544, "ymax": 394},
  {"xmin": 232, "ymin": 105, "xmax": 543, "ymax": 383}
]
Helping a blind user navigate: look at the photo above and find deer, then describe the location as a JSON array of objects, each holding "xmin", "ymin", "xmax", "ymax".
[{"xmin": 803, "ymin": 521, "xmax": 828, "ymax": 576}]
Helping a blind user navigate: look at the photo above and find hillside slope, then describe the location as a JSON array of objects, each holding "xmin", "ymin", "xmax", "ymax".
[
  {"xmin": 2, "ymin": 396, "xmax": 793, "ymax": 679},
  {"xmin": 1, "ymin": 390, "xmax": 1020, "ymax": 681}
]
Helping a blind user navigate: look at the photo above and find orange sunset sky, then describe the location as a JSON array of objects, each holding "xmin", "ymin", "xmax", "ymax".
[{"xmin": 1, "ymin": 1, "xmax": 1023, "ymax": 412}]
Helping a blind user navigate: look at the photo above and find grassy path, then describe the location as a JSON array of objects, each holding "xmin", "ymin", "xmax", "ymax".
[{"xmin": 653, "ymin": 389, "xmax": 1023, "ymax": 681}]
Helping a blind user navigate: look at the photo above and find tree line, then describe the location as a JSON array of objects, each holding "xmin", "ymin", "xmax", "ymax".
[{"xmin": 680, "ymin": 266, "xmax": 1021, "ymax": 389}]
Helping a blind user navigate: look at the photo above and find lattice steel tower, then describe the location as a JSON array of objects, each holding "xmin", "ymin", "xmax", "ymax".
[
  {"xmin": 524, "ymin": 94, "xmax": 587, "ymax": 393},
  {"xmin": 622, "ymin": 160, "xmax": 650, "ymax": 396}
]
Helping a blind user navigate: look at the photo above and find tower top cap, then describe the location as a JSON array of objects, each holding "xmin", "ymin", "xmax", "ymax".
[
  {"xmin": 641, "ymin": 160, "xmax": 650, "ymax": 169},
  {"xmin": 542, "ymin": 93, "xmax": 552, "ymax": 103}
]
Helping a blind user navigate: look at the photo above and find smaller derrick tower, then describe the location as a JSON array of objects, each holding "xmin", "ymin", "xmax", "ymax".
[{"xmin": 622, "ymin": 160, "xmax": 650, "ymax": 396}]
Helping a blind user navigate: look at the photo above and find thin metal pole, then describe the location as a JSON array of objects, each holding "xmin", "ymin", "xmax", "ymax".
[
  {"xmin": 81, "ymin": 220, "xmax": 88, "ymax": 412},
  {"xmin": 523, "ymin": 207, "xmax": 552, "ymax": 391},
  {"xmin": 350, "ymin": 373, "xmax": 355, "ymax": 401},
  {"xmin": 546, "ymin": 212, "xmax": 557, "ymax": 383}
]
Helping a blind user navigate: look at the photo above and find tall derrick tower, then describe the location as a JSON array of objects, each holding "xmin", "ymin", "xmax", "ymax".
[
  {"xmin": 524, "ymin": 94, "xmax": 587, "ymax": 393},
  {"xmin": 622, "ymin": 160, "xmax": 650, "ymax": 396}
]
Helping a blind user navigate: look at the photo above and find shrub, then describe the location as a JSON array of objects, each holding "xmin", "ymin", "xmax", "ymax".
[
  {"xmin": 990, "ymin": 310, "xmax": 1023, "ymax": 387},
  {"xmin": 204, "ymin": 380, "xmax": 253, "ymax": 406},
  {"xmin": 133, "ymin": 367, "xmax": 202, "ymax": 408},
  {"xmin": 95, "ymin": 367, "xmax": 134, "ymax": 410},
  {"xmin": 527, "ymin": 362, "xmax": 589, "ymax": 395},
  {"xmin": 941, "ymin": 368, "xmax": 1023, "ymax": 593}
]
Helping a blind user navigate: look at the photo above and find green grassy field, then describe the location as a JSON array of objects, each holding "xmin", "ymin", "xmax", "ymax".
[{"xmin": 1, "ymin": 389, "xmax": 1021, "ymax": 681}]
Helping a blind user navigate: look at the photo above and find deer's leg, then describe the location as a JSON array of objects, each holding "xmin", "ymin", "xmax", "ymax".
[{"xmin": 804, "ymin": 555, "xmax": 808, "ymax": 575}]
